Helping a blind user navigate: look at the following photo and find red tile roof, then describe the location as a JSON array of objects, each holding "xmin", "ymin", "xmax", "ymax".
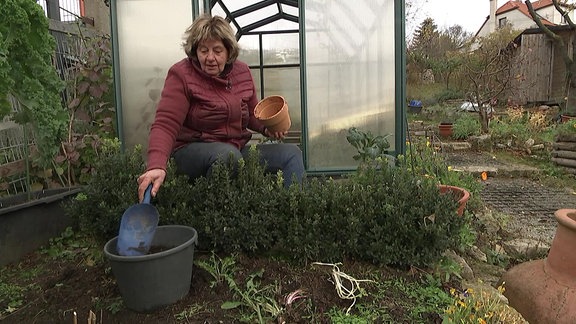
[{"xmin": 496, "ymin": 0, "xmax": 555, "ymax": 25}]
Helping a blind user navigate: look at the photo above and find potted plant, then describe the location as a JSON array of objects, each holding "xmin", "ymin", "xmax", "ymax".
[
  {"xmin": 408, "ymin": 99, "xmax": 423, "ymax": 114},
  {"xmin": 346, "ymin": 126, "xmax": 394, "ymax": 167},
  {"xmin": 348, "ymin": 127, "xmax": 474, "ymax": 216}
]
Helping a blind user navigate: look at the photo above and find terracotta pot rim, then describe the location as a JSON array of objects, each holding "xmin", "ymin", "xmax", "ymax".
[
  {"xmin": 254, "ymin": 95, "xmax": 291, "ymax": 132},
  {"xmin": 555, "ymin": 209, "xmax": 576, "ymax": 231},
  {"xmin": 254, "ymin": 95, "xmax": 286, "ymax": 120},
  {"xmin": 438, "ymin": 184, "xmax": 470, "ymax": 216}
]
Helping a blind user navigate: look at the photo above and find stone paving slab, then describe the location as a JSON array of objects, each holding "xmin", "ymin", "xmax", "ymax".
[{"xmin": 444, "ymin": 151, "xmax": 541, "ymax": 177}]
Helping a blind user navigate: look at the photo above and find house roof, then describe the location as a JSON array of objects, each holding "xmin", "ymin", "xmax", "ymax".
[{"xmin": 496, "ymin": 0, "xmax": 555, "ymax": 26}]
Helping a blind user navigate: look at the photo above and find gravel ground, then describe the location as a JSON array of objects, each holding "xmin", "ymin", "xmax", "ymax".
[
  {"xmin": 480, "ymin": 177, "xmax": 574, "ymax": 244},
  {"xmin": 444, "ymin": 151, "xmax": 576, "ymax": 244}
]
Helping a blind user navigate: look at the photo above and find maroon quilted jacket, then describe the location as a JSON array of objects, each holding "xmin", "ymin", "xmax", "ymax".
[{"xmin": 146, "ymin": 58, "xmax": 266, "ymax": 171}]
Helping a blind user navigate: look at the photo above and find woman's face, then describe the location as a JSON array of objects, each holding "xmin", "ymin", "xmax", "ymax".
[{"xmin": 196, "ymin": 39, "xmax": 229, "ymax": 76}]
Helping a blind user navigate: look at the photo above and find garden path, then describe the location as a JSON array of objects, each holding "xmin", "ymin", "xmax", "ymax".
[{"xmin": 445, "ymin": 150, "xmax": 576, "ymax": 245}]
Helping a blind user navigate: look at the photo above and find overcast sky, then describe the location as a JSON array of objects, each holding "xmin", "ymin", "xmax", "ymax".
[{"xmin": 423, "ymin": 0, "xmax": 492, "ymax": 34}]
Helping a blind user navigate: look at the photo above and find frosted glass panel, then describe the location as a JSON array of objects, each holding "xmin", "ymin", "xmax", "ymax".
[
  {"xmin": 115, "ymin": 0, "xmax": 193, "ymax": 149},
  {"xmin": 239, "ymin": 35, "xmax": 261, "ymax": 66},
  {"xmin": 262, "ymin": 34, "xmax": 299, "ymax": 65},
  {"xmin": 305, "ymin": 1, "xmax": 396, "ymax": 170}
]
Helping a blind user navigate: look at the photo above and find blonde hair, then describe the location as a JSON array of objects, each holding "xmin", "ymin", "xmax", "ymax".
[{"xmin": 182, "ymin": 14, "xmax": 239, "ymax": 63}]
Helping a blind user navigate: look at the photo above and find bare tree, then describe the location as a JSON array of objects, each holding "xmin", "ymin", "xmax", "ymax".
[
  {"xmin": 525, "ymin": 0, "xmax": 576, "ymax": 115},
  {"xmin": 461, "ymin": 26, "xmax": 519, "ymax": 133}
]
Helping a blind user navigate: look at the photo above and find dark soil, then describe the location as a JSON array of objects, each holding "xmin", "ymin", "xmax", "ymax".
[{"xmin": 0, "ymin": 247, "xmax": 424, "ymax": 324}]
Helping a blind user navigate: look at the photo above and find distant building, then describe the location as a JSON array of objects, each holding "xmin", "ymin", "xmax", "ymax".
[
  {"xmin": 472, "ymin": 1, "xmax": 576, "ymax": 106},
  {"xmin": 475, "ymin": 0, "xmax": 574, "ymax": 38},
  {"xmin": 36, "ymin": 0, "xmax": 110, "ymax": 35}
]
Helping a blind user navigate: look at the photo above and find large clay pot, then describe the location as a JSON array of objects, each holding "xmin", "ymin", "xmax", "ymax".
[
  {"xmin": 254, "ymin": 95, "xmax": 291, "ymax": 133},
  {"xmin": 501, "ymin": 209, "xmax": 576, "ymax": 323},
  {"xmin": 438, "ymin": 184, "xmax": 470, "ymax": 216}
]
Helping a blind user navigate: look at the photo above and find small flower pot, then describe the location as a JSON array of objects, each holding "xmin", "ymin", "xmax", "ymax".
[
  {"xmin": 502, "ymin": 209, "xmax": 576, "ymax": 323},
  {"xmin": 438, "ymin": 184, "xmax": 470, "ymax": 216},
  {"xmin": 254, "ymin": 95, "xmax": 291, "ymax": 133},
  {"xmin": 561, "ymin": 114, "xmax": 576, "ymax": 123},
  {"xmin": 103, "ymin": 225, "xmax": 198, "ymax": 312},
  {"xmin": 438, "ymin": 122, "xmax": 453, "ymax": 139}
]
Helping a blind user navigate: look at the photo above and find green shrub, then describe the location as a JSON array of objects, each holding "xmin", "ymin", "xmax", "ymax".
[
  {"xmin": 406, "ymin": 83, "xmax": 445, "ymax": 107},
  {"xmin": 489, "ymin": 120, "xmax": 531, "ymax": 148},
  {"xmin": 187, "ymin": 147, "xmax": 285, "ymax": 253},
  {"xmin": 348, "ymin": 163, "xmax": 465, "ymax": 266},
  {"xmin": 436, "ymin": 88, "xmax": 464, "ymax": 103},
  {"xmin": 65, "ymin": 141, "xmax": 193, "ymax": 241},
  {"xmin": 67, "ymin": 143, "xmax": 469, "ymax": 267},
  {"xmin": 553, "ymin": 118, "xmax": 576, "ymax": 138},
  {"xmin": 453, "ymin": 114, "xmax": 481, "ymax": 140}
]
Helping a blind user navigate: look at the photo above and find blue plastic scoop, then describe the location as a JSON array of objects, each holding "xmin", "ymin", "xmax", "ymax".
[{"xmin": 116, "ymin": 184, "xmax": 159, "ymax": 256}]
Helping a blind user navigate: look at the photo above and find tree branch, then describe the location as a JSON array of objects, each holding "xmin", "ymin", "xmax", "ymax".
[{"xmin": 552, "ymin": 0, "xmax": 576, "ymax": 28}]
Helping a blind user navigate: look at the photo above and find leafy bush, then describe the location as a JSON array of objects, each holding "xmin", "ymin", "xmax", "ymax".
[
  {"xmin": 55, "ymin": 34, "xmax": 116, "ymax": 187},
  {"xmin": 67, "ymin": 143, "xmax": 469, "ymax": 267},
  {"xmin": 406, "ymin": 83, "xmax": 445, "ymax": 107},
  {"xmin": 436, "ymin": 88, "xmax": 464, "ymax": 103},
  {"xmin": 553, "ymin": 118, "xmax": 576, "ymax": 137},
  {"xmin": 490, "ymin": 119, "xmax": 532, "ymax": 148},
  {"xmin": 0, "ymin": 0, "xmax": 67, "ymax": 167},
  {"xmin": 65, "ymin": 141, "xmax": 193, "ymax": 241},
  {"xmin": 348, "ymin": 163, "xmax": 466, "ymax": 266},
  {"xmin": 453, "ymin": 114, "xmax": 481, "ymax": 140}
]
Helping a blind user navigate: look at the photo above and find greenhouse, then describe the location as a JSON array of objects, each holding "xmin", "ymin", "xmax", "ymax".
[{"xmin": 111, "ymin": 0, "xmax": 406, "ymax": 173}]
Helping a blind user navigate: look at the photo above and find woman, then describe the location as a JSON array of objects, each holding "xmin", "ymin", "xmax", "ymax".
[{"xmin": 137, "ymin": 14, "xmax": 304, "ymax": 200}]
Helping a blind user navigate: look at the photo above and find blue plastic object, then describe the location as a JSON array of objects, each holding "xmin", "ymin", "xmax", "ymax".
[
  {"xmin": 116, "ymin": 184, "xmax": 159, "ymax": 256},
  {"xmin": 409, "ymin": 100, "xmax": 422, "ymax": 108}
]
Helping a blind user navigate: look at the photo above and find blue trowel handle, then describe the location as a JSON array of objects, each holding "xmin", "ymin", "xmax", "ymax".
[{"xmin": 143, "ymin": 184, "xmax": 153, "ymax": 204}]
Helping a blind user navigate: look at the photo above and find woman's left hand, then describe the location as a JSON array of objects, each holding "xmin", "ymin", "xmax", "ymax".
[{"xmin": 265, "ymin": 128, "xmax": 287, "ymax": 140}]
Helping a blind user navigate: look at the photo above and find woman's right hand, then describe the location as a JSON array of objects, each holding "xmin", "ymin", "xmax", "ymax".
[{"xmin": 137, "ymin": 169, "xmax": 167, "ymax": 202}]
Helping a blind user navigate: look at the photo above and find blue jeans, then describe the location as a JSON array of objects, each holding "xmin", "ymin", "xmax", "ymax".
[{"xmin": 172, "ymin": 142, "xmax": 305, "ymax": 187}]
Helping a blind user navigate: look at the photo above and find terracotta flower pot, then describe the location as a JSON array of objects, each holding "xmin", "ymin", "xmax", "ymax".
[
  {"xmin": 438, "ymin": 122, "xmax": 453, "ymax": 139},
  {"xmin": 561, "ymin": 114, "xmax": 576, "ymax": 123},
  {"xmin": 438, "ymin": 184, "xmax": 470, "ymax": 216},
  {"xmin": 254, "ymin": 95, "xmax": 291, "ymax": 133},
  {"xmin": 502, "ymin": 209, "xmax": 576, "ymax": 323}
]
